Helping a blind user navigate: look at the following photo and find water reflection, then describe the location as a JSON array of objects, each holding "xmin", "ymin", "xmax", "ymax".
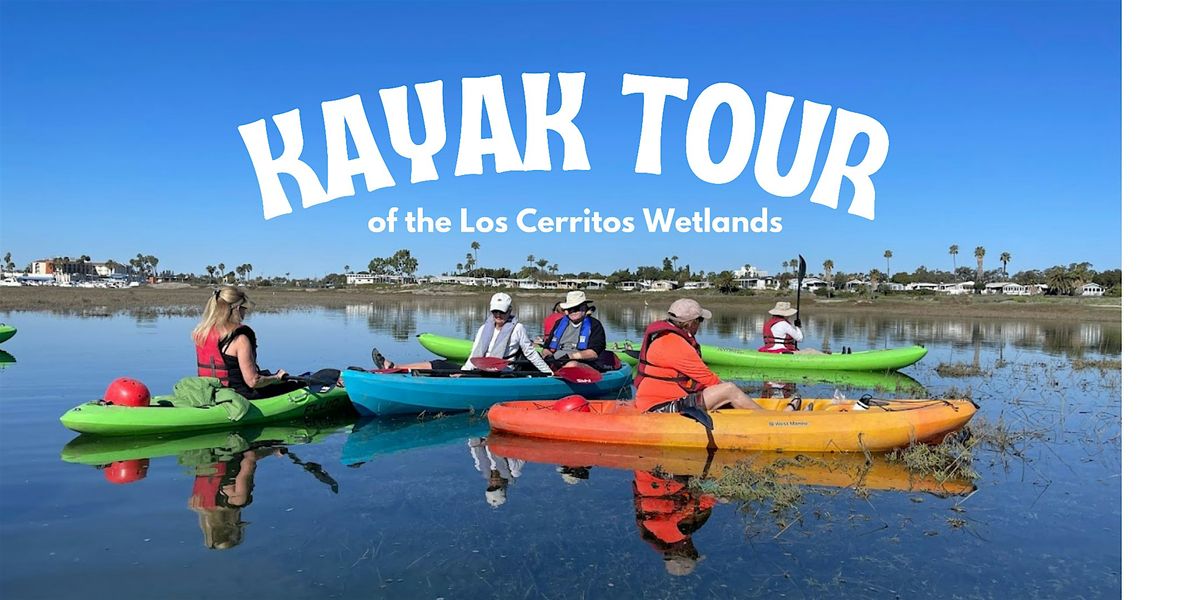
[
  {"xmin": 344, "ymin": 297, "xmax": 1120, "ymax": 358},
  {"xmin": 634, "ymin": 470, "xmax": 714, "ymax": 576},
  {"xmin": 340, "ymin": 414, "xmax": 490, "ymax": 465},
  {"xmin": 60, "ymin": 419, "xmax": 352, "ymax": 549},
  {"xmin": 0, "ymin": 350, "xmax": 14, "ymax": 367}
]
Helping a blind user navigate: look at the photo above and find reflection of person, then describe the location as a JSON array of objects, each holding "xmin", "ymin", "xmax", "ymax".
[
  {"xmin": 634, "ymin": 299, "xmax": 773, "ymax": 413},
  {"xmin": 633, "ymin": 470, "xmax": 715, "ymax": 576},
  {"xmin": 468, "ymin": 437, "xmax": 525, "ymax": 508},
  {"xmin": 557, "ymin": 465, "xmax": 591, "ymax": 485},
  {"xmin": 192, "ymin": 286, "xmax": 303, "ymax": 399},
  {"xmin": 541, "ymin": 291, "xmax": 615, "ymax": 371},
  {"xmin": 374, "ymin": 293, "xmax": 552, "ymax": 374},
  {"xmin": 187, "ymin": 447, "xmax": 282, "ymax": 550}
]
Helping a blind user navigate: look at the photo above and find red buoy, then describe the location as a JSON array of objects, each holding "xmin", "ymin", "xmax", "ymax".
[
  {"xmin": 103, "ymin": 377, "xmax": 151, "ymax": 407},
  {"xmin": 104, "ymin": 459, "xmax": 149, "ymax": 484},
  {"xmin": 552, "ymin": 395, "xmax": 591, "ymax": 413}
]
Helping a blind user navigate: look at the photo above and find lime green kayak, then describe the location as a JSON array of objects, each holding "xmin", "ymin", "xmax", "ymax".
[
  {"xmin": 61, "ymin": 419, "xmax": 354, "ymax": 465},
  {"xmin": 708, "ymin": 364, "xmax": 926, "ymax": 394},
  {"xmin": 418, "ymin": 332, "xmax": 926, "ymax": 372},
  {"xmin": 0, "ymin": 324, "xmax": 16, "ymax": 344},
  {"xmin": 60, "ymin": 384, "xmax": 351, "ymax": 436}
]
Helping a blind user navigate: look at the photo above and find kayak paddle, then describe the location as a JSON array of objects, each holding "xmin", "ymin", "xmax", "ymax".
[
  {"xmin": 470, "ymin": 356, "xmax": 603, "ymax": 384},
  {"xmin": 794, "ymin": 254, "xmax": 807, "ymax": 328}
]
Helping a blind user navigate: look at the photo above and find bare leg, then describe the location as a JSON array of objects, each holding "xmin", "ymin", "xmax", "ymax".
[
  {"xmin": 386, "ymin": 360, "xmax": 434, "ymax": 370},
  {"xmin": 699, "ymin": 382, "xmax": 765, "ymax": 411}
]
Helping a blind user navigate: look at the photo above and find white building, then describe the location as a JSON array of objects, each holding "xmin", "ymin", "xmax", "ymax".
[
  {"xmin": 1079, "ymin": 282, "xmax": 1105, "ymax": 296},
  {"xmin": 346, "ymin": 273, "xmax": 414, "ymax": 285}
]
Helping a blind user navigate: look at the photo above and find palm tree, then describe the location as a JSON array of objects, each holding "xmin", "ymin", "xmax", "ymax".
[
  {"xmin": 1000, "ymin": 252, "xmax": 1011, "ymax": 277},
  {"xmin": 455, "ymin": 262, "xmax": 463, "ymax": 274},
  {"xmin": 236, "ymin": 265, "xmax": 247, "ymax": 281},
  {"xmin": 974, "ymin": 246, "xmax": 986, "ymax": 282},
  {"xmin": 526, "ymin": 255, "xmax": 535, "ymax": 270},
  {"xmin": 883, "ymin": 250, "xmax": 893, "ymax": 280},
  {"xmin": 471, "ymin": 241, "xmax": 481, "ymax": 267},
  {"xmin": 536, "ymin": 258, "xmax": 549, "ymax": 271},
  {"xmin": 822, "ymin": 259, "xmax": 833, "ymax": 282},
  {"xmin": 217, "ymin": 263, "xmax": 225, "ymax": 280},
  {"xmin": 948, "ymin": 245, "xmax": 959, "ymax": 272}
]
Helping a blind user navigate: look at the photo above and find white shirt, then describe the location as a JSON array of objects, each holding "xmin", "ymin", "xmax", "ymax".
[
  {"xmin": 766, "ymin": 319, "xmax": 805, "ymax": 350},
  {"xmin": 461, "ymin": 321, "xmax": 553, "ymax": 374}
]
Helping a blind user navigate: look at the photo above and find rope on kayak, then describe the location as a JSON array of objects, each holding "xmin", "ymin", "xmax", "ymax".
[{"xmin": 857, "ymin": 395, "xmax": 955, "ymax": 412}]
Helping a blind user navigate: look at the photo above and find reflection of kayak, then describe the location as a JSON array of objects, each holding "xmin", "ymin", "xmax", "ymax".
[
  {"xmin": 61, "ymin": 419, "xmax": 354, "ymax": 466},
  {"xmin": 60, "ymin": 384, "xmax": 351, "ymax": 436},
  {"xmin": 487, "ymin": 433, "xmax": 975, "ymax": 497},
  {"xmin": 0, "ymin": 350, "xmax": 14, "ymax": 367},
  {"xmin": 488, "ymin": 398, "xmax": 976, "ymax": 452},
  {"xmin": 341, "ymin": 365, "xmax": 632, "ymax": 417},
  {"xmin": 0, "ymin": 324, "xmax": 15, "ymax": 344},
  {"xmin": 613, "ymin": 344, "xmax": 926, "ymax": 371},
  {"xmin": 709, "ymin": 365, "xmax": 926, "ymax": 394},
  {"xmin": 340, "ymin": 414, "xmax": 490, "ymax": 465}
]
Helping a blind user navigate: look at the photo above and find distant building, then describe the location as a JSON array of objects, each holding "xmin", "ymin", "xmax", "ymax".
[
  {"xmin": 346, "ymin": 274, "xmax": 414, "ymax": 285},
  {"xmin": 1079, "ymin": 282, "xmax": 1105, "ymax": 296}
]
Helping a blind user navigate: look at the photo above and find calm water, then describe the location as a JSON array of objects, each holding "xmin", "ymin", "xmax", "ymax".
[{"xmin": 0, "ymin": 298, "xmax": 1121, "ymax": 598}]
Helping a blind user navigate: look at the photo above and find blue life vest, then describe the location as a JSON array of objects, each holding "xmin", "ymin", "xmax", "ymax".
[{"xmin": 547, "ymin": 315, "xmax": 591, "ymax": 352}]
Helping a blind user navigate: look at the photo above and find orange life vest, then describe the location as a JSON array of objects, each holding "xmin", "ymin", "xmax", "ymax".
[{"xmin": 633, "ymin": 320, "xmax": 706, "ymax": 394}]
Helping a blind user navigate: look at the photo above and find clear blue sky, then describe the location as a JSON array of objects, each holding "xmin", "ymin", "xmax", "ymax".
[{"xmin": 0, "ymin": 1, "xmax": 1120, "ymax": 278}]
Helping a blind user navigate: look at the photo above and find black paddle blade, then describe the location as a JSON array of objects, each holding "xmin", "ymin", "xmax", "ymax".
[
  {"xmin": 797, "ymin": 254, "xmax": 807, "ymax": 281},
  {"xmin": 679, "ymin": 406, "xmax": 714, "ymax": 431}
]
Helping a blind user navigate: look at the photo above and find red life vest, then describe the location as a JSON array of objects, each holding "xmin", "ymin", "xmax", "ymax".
[
  {"xmin": 196, "ymin": 328, "xmax": 231, "ymax": 385},
  {"xmin": 760, "ymin": 316, "xmax": 797, "ymax": 351},
  {"xmin": 633, "ymin": 320, "xmax": 706, "ymax": 393},
  {"xmin": 633, "ymin": 471, "xmax": 717, "ymax": 545}
]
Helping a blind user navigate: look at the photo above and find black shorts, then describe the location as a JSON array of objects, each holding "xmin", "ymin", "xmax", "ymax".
[
  {"xmin": 647, "ymin": 392, "xmax": 705, "ymax": 414},
  {"xmin": 429, "ymin": 359, "xmax": 462, "ymax": 372}
]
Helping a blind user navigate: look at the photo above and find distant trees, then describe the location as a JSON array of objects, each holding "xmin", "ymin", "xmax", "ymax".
[
  {"xmin": 949, "ymin": 245, "xmax": 959, "ymax": 271},
  {"xmin": 999, "ymin": 252, "xmax": 1012, "ymax": 277},
  {"xmin": 883, "ymin": 250, "xmax": 893, "ymax": 280},
  {"xmin": 367, "ymin": 250, "xmax": 419, "ymax": 277}
]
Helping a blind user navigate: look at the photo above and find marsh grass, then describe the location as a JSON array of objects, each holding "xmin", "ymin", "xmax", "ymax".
[
  {"xmin": 935, "ymin": 362, "xmax": 985, "ymax": 377},
  {"xmin": 885, "ymin": 437, "xmax": 978, "ymax": 482},
  {"xmin": 1071, "ymin": 358, "xmax": 1122, "ymax": 371}
]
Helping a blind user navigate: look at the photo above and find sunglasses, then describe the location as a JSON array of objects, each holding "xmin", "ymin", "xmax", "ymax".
[
  {"xmin": 567, "ymin": 306, "xmax": 586, "ymax": 313},
  {"xmin": 490, "ymin": 310, "xmax": 508, "ymax": 316}
]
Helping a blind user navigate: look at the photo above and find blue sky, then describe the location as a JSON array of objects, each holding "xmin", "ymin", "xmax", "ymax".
[{"xmin": 0, "ymin": 1, "xmax": 1120, "ymax": 278}]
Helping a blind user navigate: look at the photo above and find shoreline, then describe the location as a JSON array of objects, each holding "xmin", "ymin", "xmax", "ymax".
[{"xmin": 0, "ymin": 285, "xmax": 1121, "ymax": 322}]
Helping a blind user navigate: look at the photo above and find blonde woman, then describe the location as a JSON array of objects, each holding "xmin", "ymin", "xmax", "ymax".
[{"xmin": 192, "ymin": 286, "xmax": 300, "ymax": 399}]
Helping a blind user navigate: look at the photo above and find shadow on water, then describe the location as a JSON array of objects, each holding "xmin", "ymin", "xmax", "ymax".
[{"xmin": 60, "ymin": 417, "xmax": 354, "ymax": 550}]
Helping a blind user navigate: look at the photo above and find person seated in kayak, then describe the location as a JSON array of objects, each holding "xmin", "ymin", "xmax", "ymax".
[
  {"xmin": 372, "ymin": 293, "xmax": 553, "ymax": 375},
  {"xmin": 540, "ymin": 290, "xmax": 616, "ymax": 371},
  {"xmin": 634, "ymin": 298, "xmax": 778, "ymax": 413},
  {"xmin": 758, "ymin": 301, "xmax": 821, "ymax": 354},
  {"xmin": 192, "ymin": 286, "xmax": 304, "ymax": 400},
  {"xmin": 540, "ymin": 301, "xmax": 565, "ymax": 342}
]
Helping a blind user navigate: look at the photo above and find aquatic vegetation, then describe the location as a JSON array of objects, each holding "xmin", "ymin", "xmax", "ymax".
[
  {"xmin": 885, "ymin": 438, "xmax": 978, "ymax": 482},
  {"xmin": 1071, "ymin": 357, "xmax": 1121, "ymax": 371},
  {"xmin": 935, "ymin": 362, "xmax": 985, "ymax": 377}
]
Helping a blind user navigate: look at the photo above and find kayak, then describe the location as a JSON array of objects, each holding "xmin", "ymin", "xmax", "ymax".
[
  {"xmin": 417, "ymin": 333, "xmax": 926, "ymax": 371},
  {"xmin": 341, "ymin": 365, "xmax": 632, "ymax": 416},
  {"xmin": 341, "ymin": 414, "xmax": 491, "ymax": 465},
  {"xmin": 708, "ymin": 364, "xmax": 926, "ymax": 394},
  {"xmin": 61, "ymin": 419, "xmax": 354, "ymax": 466},
  {"xmin": 486, "ymin": 433, "xmax": 976, "ymax": 497},
  {"xmin": 614, "ymin": 342, "xmax": 927, "ymax": 371},
  {"xmin": 487, "ymin": 397, "xmax": 976, "ymax": 452},
  {"xmin": 0, "ymin": 324, "xmax": 15, "ymax": 344},
  {"xmin": 60, "ymin": 383, "xmax": 351, "ymax": 436}
]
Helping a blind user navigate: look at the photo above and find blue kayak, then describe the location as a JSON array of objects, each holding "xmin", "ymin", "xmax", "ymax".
[{"xmin": 341, "ymin": 365, "xmax": 633, "ymax": 417}]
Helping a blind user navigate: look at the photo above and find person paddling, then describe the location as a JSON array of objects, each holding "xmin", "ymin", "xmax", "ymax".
[
  {"xmin": 633, "ymin": 299, "xmax": 774, "ymax": 413},
  {"xmin": 540, "ymin": 291, "xmax": 616, "ymax": 371},
  {"xmin": 373, "ymin": 293, "xmax": 553, "ymax": 374},
  {"xmin": 758, "ymin": 302, "xmax": 821, "ymax": 354},
  {"xmin": 193, "ymin": 286, "xmax": 303, "ymax": 400}
]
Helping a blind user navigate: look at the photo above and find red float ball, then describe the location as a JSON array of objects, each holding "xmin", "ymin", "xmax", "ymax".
[
  {"xmin": 103, "ymin": 377, "xmax": 151, "ymax": 407},
  {"xmin": 104, "ymin": 459, "xmax": 149, "ymax": 484},
  {"xmin": 552, "ymin": 395, "xmax": 591, "ymax": 413}
]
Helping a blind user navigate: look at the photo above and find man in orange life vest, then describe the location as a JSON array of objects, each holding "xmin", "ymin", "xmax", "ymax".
[
  {"xmin": 633, "ymin": 298, "xmax": 767, "ymax": 413},
  {"xmin": 633, "ymin": 470, "xmax": 716, "ymax": 576}
]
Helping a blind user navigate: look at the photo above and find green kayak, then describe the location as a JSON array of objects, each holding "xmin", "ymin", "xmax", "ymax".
[
  {"xmin": 418, "ymin": 332, "xmax": 926, "ymax": 372},
  {"xmin": 708, "ymin": 364, "xmax": 927, "ymax": 394},
  {"xmin": 60, "ymin": 384, "xmax": 351, "ymax": 436},
  {"xmin": 0, "ymin": 324, "xmax": 16, "ymax": 344},
  {"xmin": 61, "ymin": 419, "xmax": 354, "ymax": 466}
]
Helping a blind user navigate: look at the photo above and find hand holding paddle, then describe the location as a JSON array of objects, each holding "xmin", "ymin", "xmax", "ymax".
[{"xmin": 469, "ymin": 356, "xmax": 603, "ymax": 384}]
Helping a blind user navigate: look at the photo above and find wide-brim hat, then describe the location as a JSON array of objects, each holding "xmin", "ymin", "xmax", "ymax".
[
  {"xmin": 562, "ymin": 290, "xmax": 589, "ymax": 310},
  {"xmin": 768, "ymin": 301, "xmax": 798, "ymax": 317}
]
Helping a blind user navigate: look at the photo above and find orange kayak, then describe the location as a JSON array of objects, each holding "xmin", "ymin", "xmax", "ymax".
[
  {"xmin": 487, "ymin": 397, "xmax": 977, "ymax": 452},
  {"xmin": 486, "ymin": 432, "xmax": 976, "ymax": 496}
]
